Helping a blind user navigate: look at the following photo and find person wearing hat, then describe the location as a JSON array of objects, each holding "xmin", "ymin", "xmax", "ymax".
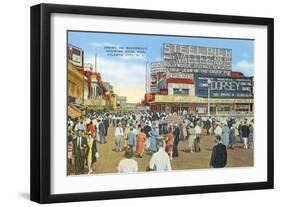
[
  {"xmin": 74, "ymin": 119, "xmax": 86, "ymax": 132},
  {"xmin": 123, "ymin": 123, "xmax": 131, "ymax": 149},
  {"xmin": 214, "ymin": 122, "xmax": 222, "ymax": 139},
  {"xmin": 114, "ymin": 122, "xmax": 124, "ymax": 152},
  {"xmin": 248, "ymin": 124, "xmax": 254, "ymax": 149},
  {"xmin": 209, "ymin": 136, "xmax": 227, "ymax": 168},
  {"xmin": 222, "ymin": 121, "xmax": 230, "ymax": 147},
  {"xmin": 194, "ymin": 122, "xmax": 202, "ymax": 152},
  {"xmin": 87, "ymin": 120, "xmax": 96, "ymax": 137},
  {"xmin": 136, "ymin": 129, "xmax": 146, "ymax": 158},
  {"xmin": 98, "ymin": 119, "xmax": 106, "ymax": 144},
  {"xmin": 148, "ymin": 124, "xmax": 160, "ymax": 153},
  {"xmin": 127, "ymin": 126, "xmax": 136, "ymax": 150},
  {"xmin": 206, "ymin": 116, "xmax": 212, "ymax": 135},
  {"xmin": 188, "ymin": 123, "xmax": 196, "ymax": 153},
  {"xmin": 149, "ymin": 140, "xmax": 171, "ymax": 171},
  {"xmin": 67, "ymin": 129, "xmax": 74, "ymax": 175},
  {"xmin": 103, "ymin": 116, "xmax": 109, "ymax": 138},
  {"xmin": 165, "ymin": 127, "xmax": 174, "ymax": 160},
  {"xmin": 73, "ymin": 130, "xmax": 87, "ymax": 175},
  {"xmin": 172, "ymin": 124, "xmax": 180, "ymax": 157},
  {"xmin": 86, "ymin": 133, "xmax": 98, "ymax": 174},
  {"xmin": 241, "ymin": 121, "xmax": 250, "ymax": 149},
  {"xmin": 117, "ymin": 147, "xmax": 138, "ymax": 173},
  {"xmin": 229, "ymin": 123, "xmax": 236, "ymax": 149},
  {"xmin": 143, "ymin": 121, "xmax": 152, "ymax": 150}
]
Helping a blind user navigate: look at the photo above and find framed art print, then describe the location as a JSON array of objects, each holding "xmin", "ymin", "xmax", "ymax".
[{"xmin": 30, "ymin": 3, "xmax": 274, "ymax": 203}]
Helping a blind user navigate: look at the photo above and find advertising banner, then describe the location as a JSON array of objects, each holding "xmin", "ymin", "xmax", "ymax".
[
  {"xmin": 68, "ymin": 44, "xmax": 84, "ymax": 67},
  {"xmin": 162, "ymin": 43, "xmax": 232, "ymax": 76},
  {"xmin": 195, "ymin": 76, "xmax": 253, "ymax": 98},
  {"xmin": 163, "ymin": 43, "xmax": 232, "ymax": 70}
]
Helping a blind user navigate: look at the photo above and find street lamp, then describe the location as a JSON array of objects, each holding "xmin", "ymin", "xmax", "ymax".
[{"xmin": 207, "ymin": 78, "xmax": 211, "ymax": 118}]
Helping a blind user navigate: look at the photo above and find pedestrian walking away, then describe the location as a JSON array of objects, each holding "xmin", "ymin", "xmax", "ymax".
[
  {"xmin": 209, "ymin": 136, "xmax": 227, "ymax": 168},
  {"xmin": 117, "ymin": 148, "xmax": 138, "ymax": 173},
  {"xmin": 149, "ymin": 141, "xmax": 172, "ymax": 172}
]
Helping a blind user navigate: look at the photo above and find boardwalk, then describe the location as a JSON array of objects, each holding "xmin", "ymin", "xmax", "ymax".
[{"xmin": 77, "ymin": 125, "xmax": 254, "ymax": 175}]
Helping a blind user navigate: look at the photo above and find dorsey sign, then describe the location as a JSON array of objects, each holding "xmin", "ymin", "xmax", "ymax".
[{"xmin": 195, "ymin": 76, "xmax": 253, "ymax": 98}]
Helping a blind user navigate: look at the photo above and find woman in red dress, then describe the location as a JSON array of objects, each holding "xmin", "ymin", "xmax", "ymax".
[
  {"xmin": 87, "ymin": 121, "xmax": 96, "ymax": 136},
  {"xmin": 165, "ymin": 127, "xmax": 174, "ymax": 160},
  {"xmin": 136, "ymin": 129, "xmax": 146, "ymax": 158}
]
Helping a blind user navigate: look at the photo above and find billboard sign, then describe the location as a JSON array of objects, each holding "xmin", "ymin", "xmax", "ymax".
[
  {"xmin": 150, "ymin": 62, "xmax": 166, "ymax": 73},
  {"xmin": 150, "ymin": 87, "xmax": 160, "ymax": 93},
  {"xmin": 157, "ymin": 72, "xmax": 167, "ymax": 89},
  {"xmin": 167, "ymin": 67, "xmax": 231, "ymax": 76},
  {"xmin": 165, "ymin": 114, "xmax": 183, "ymax": 124},
  {"xmin": 68, "ymin": 44, "xmax": 84, "ymax": 67},
  {"xmin": 195, "ymin": 76, "xmax": 253, "ymax": 98},
  {"xmin": 150, "ymin": 73, "xmax": 157, "ymax": 87},
  {"xmin": 163, "ymin": 43, "xmax": 232, "ymax": 76},
  {"xmin": 151, "ymin": 61, "xmax": 164, "ymax": 68},
  {"xmin": 166, "ymin": 72, "xmax": 193, "ymax": 80},
  {"xmin": 163, "ymin": 43, "xmax": 232, "ymax": 70}
]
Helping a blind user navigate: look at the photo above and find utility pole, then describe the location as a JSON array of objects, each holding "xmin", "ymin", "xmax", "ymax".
[
  {"xmin": 95, "ymin": 53, "xmax": 97, "ymax": 73},
  {"xmin": 207, "ymin": 78, "xmax": 211, "ymax": 118},
  {"xmin": 145, "ymin": 62, "xmax": 149, "ymax": 93}
]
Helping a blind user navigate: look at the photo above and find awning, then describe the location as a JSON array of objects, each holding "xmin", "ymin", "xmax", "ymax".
[{"xmin": 68, "ymin": 103, "xmax": 82, "ymax": 119}]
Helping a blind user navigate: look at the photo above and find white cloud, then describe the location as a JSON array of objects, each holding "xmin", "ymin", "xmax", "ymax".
[{"xmin": 233, "ymin": 60, "xmax": 254, "ymax": 76}]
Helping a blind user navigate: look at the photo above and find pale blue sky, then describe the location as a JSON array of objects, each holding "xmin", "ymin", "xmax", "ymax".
[{"xmin": 68, "ymin": 31, "xmax": 254, "ymax": 103}]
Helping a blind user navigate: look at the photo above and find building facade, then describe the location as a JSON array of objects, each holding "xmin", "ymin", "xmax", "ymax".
[
  {"xmin": 67, "ymin": 63, "xmax": 84, "ymax": 103},
  {"xmin": 144, "ymin": 43, "xmax": 254, "ymax": 117}
]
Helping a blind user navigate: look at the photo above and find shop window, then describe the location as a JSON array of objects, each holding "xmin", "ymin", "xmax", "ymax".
[
  {"xmin": 235, "ymin": 105, "xmax": 249, "ymax": 112},
  {"xmin": 217, "ymin": 105, "xmax": 230, "ymax": 112},
  {"xmin": 173, "ymin": 88, "xmax": 189, "ymax": 95},
  {"xmin": 182, "ymin": 89, "xmax": 189, "ymax": 95}
]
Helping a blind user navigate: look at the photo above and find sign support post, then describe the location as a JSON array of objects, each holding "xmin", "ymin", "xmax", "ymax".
[{"xmin": 207, "ymin": 78, "xmax": 211, "ymax": 118}]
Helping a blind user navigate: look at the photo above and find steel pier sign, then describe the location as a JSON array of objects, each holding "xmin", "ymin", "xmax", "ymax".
[{"xmin": 163, "ymin": 43, "xmax": 232, "ymax": 76}]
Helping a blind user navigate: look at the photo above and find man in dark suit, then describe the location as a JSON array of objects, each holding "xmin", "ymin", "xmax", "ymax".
[
  {"xmin": 98, "ymin": 119, "xmax": 106, "ymax": 144},
  {"xmin": 172, "ymin": 124, "xmax": 180, "ymax": 157},
  {"xmin": 73, "ymin": 130, "xmax": 87, "ymax": 175},
  {"xmin": 103, "ymin": 117, "xmax": 109, "ymax": 139},
  {"xmin": 241, "ymin": 121, "xmax": 250, "ymax": 149},
  {"xmin": 209, "ymin": 136, "xmax": 227, "ymax": 168},
  {"xmin": 206, "ymin": 117, "xmax": 211, "ymax": 135}
]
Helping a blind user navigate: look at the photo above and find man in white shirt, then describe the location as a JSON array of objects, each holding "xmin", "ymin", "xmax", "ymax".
[
  {"xmin": 194, "ymin": 123, "xmax": 202, "ymax": 135},
  {"xmin": 194, "ymin": 122, "xmax": 202, "ymax": 152},
  {"xmin": 74, "ymin": 120, "xmax": 86, "ymax": 132},
  {"xmin": 115, "ymin": 122, "xmax": 124, "ymax": 152},
  {"xmin": 149, "ymin": 141, "xmax": 172, "ymax": 172},
  {"xmin": 214, "ymin": 122, "xmax": 222, "ymax": 138},
  {"xmin": 117, "ymin": 148, "xmax": 138, "ymax": 173}
]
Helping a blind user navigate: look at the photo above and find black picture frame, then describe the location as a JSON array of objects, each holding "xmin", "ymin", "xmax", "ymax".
[{"xmin": 30, "ymin": 3, "xmax": 274, "ymax": 204}]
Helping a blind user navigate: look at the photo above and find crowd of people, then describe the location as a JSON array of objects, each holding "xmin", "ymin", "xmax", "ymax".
[{"xmin": 67, "ymin": 110, "xmax": 254, "ymax": 175}]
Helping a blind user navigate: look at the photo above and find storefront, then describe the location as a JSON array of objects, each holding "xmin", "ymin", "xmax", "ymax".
[
  {"xmin": 67, "ymin": 63, "xmax": 84, "ymax": 103},
  {"xmin": 149, "ymin": 95, "xmax": 254, "ymax": 116}
]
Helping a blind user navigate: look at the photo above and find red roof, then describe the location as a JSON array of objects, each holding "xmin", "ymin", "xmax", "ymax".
[
  {"xmin": 167, "ymin": 78, "xmax": 194, "ymax": 84},
  {"xmin": 231, "ymin": 71, "xmax": 244, "ymax": 77}
]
